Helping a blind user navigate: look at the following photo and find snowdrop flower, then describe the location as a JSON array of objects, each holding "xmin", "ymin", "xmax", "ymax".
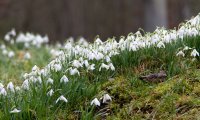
[
  {"xmin": 95, "ymin": 38, "xmax": 103, "ymax": 45},
  {"xmin": 176, "ymin": 50, "xmax": 185, "ymax": 57},
  {"xmin": 47, "ymin": 89, "xmax": 54, "ymax": 96},
  {"xmin": 0, "ymin": 44, "xmax": 6, "ymax": 49},
  {"xmin": 8, "ymin": 51, "xmax": 15, "ymax": 58},
  {"xmin": 88, "ymin": 52, "xmax": 95, "ymax": 60},
  {"xmin": 36, "ymin": 76, "xmax": 42, "ymax": 84},
  {"xmin": 21, "ymin": 79, "xmax": 29, "ymax": 90},
  {"xmin": 15, "ymin": 86, "xmax": 21, "ymax": 91},
  {"xmin": 99, "ymin": 63, "xmax": 110, "ymax": 71},
  {"xmin": 84, "ymin": 60, "xmax": 89, "ymax": 67},
  {"xmin": 4, "ymin": 29, "xmax": 16, "ymax": 42},
  {"xmin": 24, "ymin": 52, "xmax": 31, "ymax": 59},
  {"xmin": 69, "ymin": 68, "xmax": 80, "ymax": 76},
  {"xmin": 91, "ymin": 98, "xmax": 100, "ymax": 106},
  {"xmin": 32, "ymin": 65, "xmax": 39, "ymax": 71},
  {"xmin": 23, "ymin": 73, "xmax": 29, "ymax": 79},
  {"xmin": 105, "ymin": 56, "xmax": 111, "ymax": 62},
  {"xmin": 191, "ymin": 49, "xmax": 199, "ymax": 57},
  {"xmin": 2, "ymin": 49, "xmax": 8, "ymax": 55},
  {"xmin": 102, "ymin": 94, "xmax": 112, "ymax": 103},
  {"xmin": 40, "ymin": 69, "xmax": 48, "ymax": 77},
  {"xmin": 129, "ymin": 44, "xmax": 137, "ymax": 51},
  {"xmin": 10, "ymin": 29, "xmax": 16, "ymax": 36},
  {"xmin": 157, "ymin": 41, "xmax": 165, "ymax": 48},
  {"xmin": 88, "ymin": 64, "xmax": 95, "ymax": 71},
  {"xmin": 4, "ymin": 34, "xmax": 10, "ymax": 41},
  {"xmin": 24, "ymin": 42, "xmax": 30, "ymax": 48},
  {"xmin": 47, "ymin": 78, "xmax": 54, "ymax": 85},
  {"xmin": 53, "ymin": 64, "xmax": 62, "ymax": 72},
  {"xmin": 188, "ymin": 28, "xmax": 198, "ymax": 36},
  {"xmin": 60, "ymin": 75, "xmax": 69, "ymax": 83},
  {"xmin": 7, "ymin": 82, "xmax": 15, "ymax": 92},
  {"xmin": 183, "ymin": 46, "xmax": 192, "ymax": 51},
  {"xmin": 108, "ymin": 63, "xmax": 115, "ymax": 71},
  {"xmin": 10, "ymin": 108, "xmax": 21, "ymax": 113},
  {"xmin": 56, "ymin": 95, "xmax": 68, "ymax": 103},
  {"xmin": 95, "ymin": 52, "xmax": 104, "ymax": 60},
  {"xmin": 0, "ymin": 88, "xmax": 7, "ymax": 96},
  {"xmin": 72, "ymin": 60, "xmax": 83, "ymax": 68}
]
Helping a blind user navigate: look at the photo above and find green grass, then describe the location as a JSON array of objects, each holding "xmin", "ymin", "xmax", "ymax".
[
  {"xmin": 0, "ymin": 34, "xmax": 200, "ymax": 119},
  {"xmin": 0, "ymin": 45, "xmax": 52, "ymax": 84}
]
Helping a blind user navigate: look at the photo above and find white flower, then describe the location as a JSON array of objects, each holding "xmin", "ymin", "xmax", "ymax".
[
  {"xmin": 108, "ymin": 63, "xmax": 115, "ymax": 71},
  {"xmin": 95, "ymin": 52, "xmax": 104, "ymax": 61},
  {"xmin": 56, "ymin": 95, "xmax": 68, "ymax": 103},
  {"xmin": 91, "ymin": 98, "xmax": 100, "ymax": 106},
  {"xmin": 88, "ymin": 53, "xmax": 95, "ymax": 60},
  {"xmin": 2, "ymin": 49, "xmax": 8, "ymax": 55},
  {"xmin": 40, "ymin": 69, "xmax": 48, "ymax": 77},
  {"xmin": 8, "ymin": 51, "xmax": 15, "ymax": 58},
  {"xmin": 99, "ymin": 63, "xmax": 110, "ymax": 71},
  {"xmin": 47, "ymin": 89, "xmax": 54, "ymax": 96},
  {"xmin": 95, "ymin": 38, "xmax": 103, "ymax": 45},
  {"xmin": 10, "ymin": 108, "xmax": 21, "ymax": 113},
  {"xmin": 69, "ymin": 68, "xmax": 80, "ymax": 76},
  {"xmin": 21, "ymin": 79, "xmax": 29, "ymax": 90},
  {"xmin": 47, "ymin": 78, "xmax": 54, "ymax": 85},
  {"xmin": 157, "ymin": 41, "xmax": 165, "ymax": 48},
  {"xmin": 4, "ymin": 34, "xmax": 10, "ymax": 41},
  {"xmin": 88, "ymin": 64, "xmax": 95, "ymax": 71},
  {"xmin": 60, "ymin": 75, "xmax": 69, "ymax": 83},
  {"xmin": 176, "ymin": 50, "xmax": 185, "ymax": 57},
  {"xmin": 15, "ymin": 86, "xmax": 21, "ymax": 91},
  {"xmin": 191, "ymin": 49, "xmax": 199, "ymax": 57},
  {"xmin": 105, "ymin": 56, "xmax": 111, "ymax": 62},
  {"xmin": 32, "ymin": 65, "xmax": 39, "ymax": 71},
  {"xmin": 183, "ymin": 46, "xmax": 192, "ymax": 51},
  {"xmin": 0, "ymin": 88, "xmax": 7, "ymax": 96},
  {"xmin": 7, "ymin": 82, "xmax": 15, "ymax": 92},
  {"xmin": 102, "ymin": 94, "xmax": 112, "ymax": 103},
  {"xmin": 72, "ymin": 60, "xmax": 83, "ymax": 68},
  {"xmin": 24, "ymin": 52, "xmax": 31, "ymax": 59},
  {"xmin": 53, "ymin": 64, "xmax": 62, "ymax": 72},
  {"xmin": 129, "ymin": 44, "xmax": 137, "ymax": 51},
  {"xmin": 0, "ymin": 44, "xmax": 6, "ymax": 49},
  {"xmin": 84, "ymin": 60, "xmax": 89, "ymax": 67}
]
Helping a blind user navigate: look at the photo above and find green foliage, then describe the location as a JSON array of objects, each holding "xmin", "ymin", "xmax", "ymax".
[{"xmin": 1, "ymin": 35, "xmax": 200, "ymax": 119}]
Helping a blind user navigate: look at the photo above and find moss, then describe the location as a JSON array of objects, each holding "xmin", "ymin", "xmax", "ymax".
[
  {"xmin": 153, "ymin": 78, "xmax": 176, "ymax": 96},
  {"xmin": 101, "ymin": 76, "xmax": 133, "ymax": 107},
  {"xmin": 98, "ymin": 69, "xmax": 200, "ymax": 119}
]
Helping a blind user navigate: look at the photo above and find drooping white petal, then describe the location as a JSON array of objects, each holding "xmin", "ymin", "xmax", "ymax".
[
  {"xmin": 21, "ymin": 79, "xmax": 29, "ymax": 90},
  {"xmin": 7, "ymin": 82, "xmax": 15, "ymax": 92},
  {"xmin": 47, "ymin": 78, "xmax": 54, "ymax": 85},
  {"xmin": 157, "ymin": 41, "xmax": 165, "ymax": 48},
  {"xmin": 56, "ymin": 95, "xmax": 68, "ymax": 103},
  {"xmin": 91, "ymin": 98, "xmax": 100, "ymax": 106},
  {"xmin": 60, "ymin": 75, "xmax": 69, "ymax": 83},
  {"xmin": 176, "ymin": 50, "xmax": 185, "ymax": 57},
  {"xmin": 24, "ymin": 52, "xmax": 31, "ymax": 59},
  {"xmin": 8, "ymin": 51, "xmax": 15, "ymax": 58},
  {"xmin": 69, "ymin": 68, "xmax": 80, "ymax": 76},
  {"xmin": 191, "ymin": 49, "xmax": 199, "ymax": 57},
  {"xmin": 0, "ymin": 88, "xmax": 7, "ymax": 96},
  {"xmin": 47, "ymin": 89, "xmax": 54, "ymax": 97},
  {"xmin": 102, "ymin": 94, "xmax": 112, "ymax": 103},
  {"xmin": 10, "ymin": 108, "xmax": 21, "ymax": 113}
]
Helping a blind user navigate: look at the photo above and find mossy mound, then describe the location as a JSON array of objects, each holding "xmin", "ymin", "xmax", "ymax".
[{"xmin": 95, "ymin": 69, "xmax": 200, "ymax": 119}]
